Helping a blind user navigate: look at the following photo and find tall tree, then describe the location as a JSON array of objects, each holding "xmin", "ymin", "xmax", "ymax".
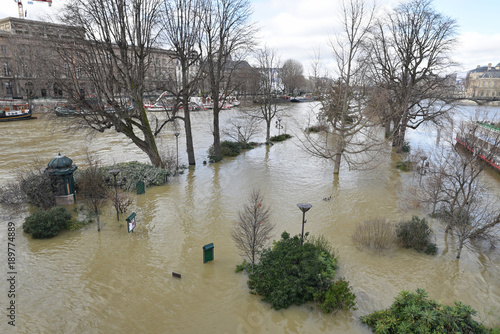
[
  {"xmin": 59, "ymin": 0, "xmax": 166, "ymax": 167},
  {"xmin": 249, "ymin": 47, "xmax": 283, "ymax": 143},
  {"xmin": 365, "ymin": 0, "xmax": 458, "ymax": 153},
  {"xmin": 162, "ymin": 0, "xmax": 205, "ymax": 165},
  {"xmin": 280, "ymin": 59, "xmax": 305, "ymax": 95},
  {"xmin": 302, "ymin": 0, "xmax": 381, "ymax": 175},
  {"xmin": 201, "ymin": 0, "xmax": 256, "ymax": 160}
]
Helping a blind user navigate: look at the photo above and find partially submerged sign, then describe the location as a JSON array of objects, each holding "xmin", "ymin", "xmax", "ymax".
[{"xmin": 126, "ymin": 212, "xmax": 136, "ymax": 233}]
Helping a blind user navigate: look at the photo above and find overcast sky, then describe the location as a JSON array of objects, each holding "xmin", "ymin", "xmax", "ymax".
[{"xmin": 1, "ymin": 0, "xmax": 498, "ymax": 76}]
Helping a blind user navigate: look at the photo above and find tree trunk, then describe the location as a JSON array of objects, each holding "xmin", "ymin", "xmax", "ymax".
[
  {"xmin": 183, "ymin": 95, "xmax": 196, "ymax": 165},
  {"xmin": 97, "ymin": 214, "xmax": 101, "ymax": 232},
  {"xmin": 334, "ymin": 153, "xmax": 342, "ymax": 174},
  {"xmin": 213, "ymin": 102, "xmax": 221, "ymax": 159},
  {"xmin": 456, "ymin": 239, "xmax": 464, "ymax": 259},
  {"xmin": 266, "ymin": 118, "xmax": 271, "ymax": 143}
]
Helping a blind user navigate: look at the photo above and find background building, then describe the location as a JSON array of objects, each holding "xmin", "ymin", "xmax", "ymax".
[
  {"xmin": 466, "ymin": 62, "xmax": 500, "ymax": 98},
  {"xmin": 0, "ymin": 17, "xmax": 178, "ymax": 100}
]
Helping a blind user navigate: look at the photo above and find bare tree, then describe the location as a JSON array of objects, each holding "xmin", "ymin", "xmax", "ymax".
[
  {"xmin": 365, "ymin": 0, "xmax": 458, "ymax": 153},
  {"xmin": 307, "ymin": 48, "xmax": 329, "ymax": 97},
  {"xmin": 162, "ymin": 0, "xmax": 206, "ymax": 165},
  {"xmin": 222, "ymin": 111, "xmax": 261, "ymax": 146},
  {"xmin": 59, "ymin": 0, "xmax": 166, "ymax": 167},
  {"xmin": 231, "ymin": 189, "xmax": 274, "ymax": 268},
  {"xmin": 301, "ymin": 0, "xmax": 382, "ymax": 175},
  {"xmin": 402, "ymin": 118, "xmax": 500, "ymax": 258},
  {"xmin": 200, "ymin": 0, "xmax": 256, "ymax": 160},
  {"xmin": 280, "ymin": 59, "xmax": 305, "ymax": 95},
  {"xmin": 77, "ymin": 153, "xmax": 110, "ymax": 232},
  {"xmin": 247, "ymin": 47, "xmax": 284, "ymax": 143}
]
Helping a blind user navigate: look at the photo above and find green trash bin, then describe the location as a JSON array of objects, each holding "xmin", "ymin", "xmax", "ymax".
[{"xmin": 203, "ymin": 243, "xmax": 214, "ymax": 263}]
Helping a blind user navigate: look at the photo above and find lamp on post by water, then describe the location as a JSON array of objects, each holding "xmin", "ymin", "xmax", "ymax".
[
  {"xmin": 109, "ymin": 169, "xmax": 120, "ymax": 221},
  {"xmin": 297, "ymin": 203, "xmax": 312, "ymax": 245},
  {"xmin": 174, "ymin": 132, "xmax": 180, "ymax": 170}
]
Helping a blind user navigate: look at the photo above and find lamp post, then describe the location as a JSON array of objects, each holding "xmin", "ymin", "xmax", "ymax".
[
  {"xmin": 297, "ymin": 203, "xmax": 312, "ymax": 245},
  {"xmin": 275, "ymin": 117, "xmax": 282, "ymax": 136},
  {"xmin": 109, "ymin": 169, "xmax": 120, "ymax": 221},
  {"xmin": 174, "ymin": 132, "xmax": 180, "ymax": 170}
]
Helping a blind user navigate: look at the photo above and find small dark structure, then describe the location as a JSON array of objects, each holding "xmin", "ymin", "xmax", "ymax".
[{"xmin": 45, "ymin": 153, "xmax": 78, "ymax": 205}]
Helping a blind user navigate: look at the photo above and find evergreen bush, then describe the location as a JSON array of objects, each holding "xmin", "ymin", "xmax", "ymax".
[
  {"xmin": 246, "ymin": 232, "xmax": 355, "ymax": 313},
  {"xmin": 269, "ymin": 134, "xmax": 292, "ymax": 142},
  {"xmin": 396, "ymin": 216, "xmax": 437, "ymax": 255},
  {"xmin": 23, "ymin": 206, "xmax": 72, "ymax": 239},
  {"xmin": 361, "ymin": 288, "xmax": 493, "ymax": 333}
]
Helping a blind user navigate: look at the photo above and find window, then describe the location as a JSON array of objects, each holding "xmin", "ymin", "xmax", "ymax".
[
  {"xmin": 3, "ymin": 63, "xmax": 9, "ymax": 76},
  {"xmin": 5, "ymin": 82, "xmax": 12, "ymax": 95},
  {"xmin": 0, "ymin": 45, "xmax": 6, "ymax": 54}
]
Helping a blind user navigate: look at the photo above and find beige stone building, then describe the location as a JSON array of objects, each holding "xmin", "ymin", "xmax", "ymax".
[
  {"xmin": 0, "ymin": 17, "xmax": 177, "ymax": 100},
  {"xmin": 466, "ymin": 62, "xmax": 500, "ymax": 98}
]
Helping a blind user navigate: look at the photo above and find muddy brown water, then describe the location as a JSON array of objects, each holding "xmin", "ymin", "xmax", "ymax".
[{"xmin": 0, "ymin": 103, "xmax": 499, "ymax": 333}]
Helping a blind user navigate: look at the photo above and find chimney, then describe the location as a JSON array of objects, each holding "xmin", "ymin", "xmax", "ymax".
[{"xmin": 488, "ymin": 63, "xmax": 492, "ymax": 70}]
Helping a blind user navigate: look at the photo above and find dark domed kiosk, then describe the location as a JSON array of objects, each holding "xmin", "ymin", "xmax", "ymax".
[{"xmin": 45, "ymin": 153, "xmax": 78, "ymax": 205}]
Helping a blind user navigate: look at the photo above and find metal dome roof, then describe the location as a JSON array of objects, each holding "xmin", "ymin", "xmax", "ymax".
[{"xmin": 48, "ymin": 153, "xmax": 73, "ymax": 169}]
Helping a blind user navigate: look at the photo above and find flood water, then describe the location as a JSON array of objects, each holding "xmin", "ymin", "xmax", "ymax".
[{"xmin": 0, "ymin": 102, "xmax": 499, "ymax": 333}]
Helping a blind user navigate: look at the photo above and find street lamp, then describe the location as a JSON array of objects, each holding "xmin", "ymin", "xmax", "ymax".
[
  {"xmin": 109, "ymin": 169, "xmax": 120, "ymax": 221},
  {"xmin": 275, "ymin": 117, "xmax": 283, "ymax": 136},
  {"xmin": 297, "ymin": 203, "xmax": 312, "ymax": 245},
  {"xmin": 174, "ymin": 132, "xmax": 180, "ymax": 171}
]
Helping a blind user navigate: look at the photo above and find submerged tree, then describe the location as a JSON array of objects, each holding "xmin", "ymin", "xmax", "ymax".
[
  {"xmin": 161, "ymin": 0, "xmax": 205, "ymax": 165},
  {"xmin": 58, "ymin": 0, "xmax": 166, "ymax": 167},
  {"xmin": 231, "ymin": 189, "xmax": 274, "ymax": 268},
  {"xmin": 402, "ymin": 118, "xmax": 500, "ymax": 258},
  {"xmin": 247, "ymin": 47, "xmax": 284, "ymax": 144},
  {"xmin": 77, "ymin": 154, "xmax": 110, "ymax": 232},
  {"xmin": 201, "ymin": 0, "xmax": 256, "ymax": 160},
  {"xmin": 365, "ymin": 0, "xmax": 458, "ymax": 153},
  {"xmin": 302, "ymin": 0, "xmax": 382, "ymax": 175}
]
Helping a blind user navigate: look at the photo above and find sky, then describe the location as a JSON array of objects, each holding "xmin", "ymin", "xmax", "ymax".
[{"xmin": 1, "ymin": 0, "xmax": 499, "ymax": 77}]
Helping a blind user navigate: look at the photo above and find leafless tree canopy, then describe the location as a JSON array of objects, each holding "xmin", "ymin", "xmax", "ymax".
[
  {"xmin": 200, "ymin": 0, "xmax": 257, "ymax": 159},
  {"xmin": 281, "ymin": 59, "xmax": 305, "ymax": 95},
  {"xmin": 231, "ymin": 189, "xmax": 274, "ymax": 268},
  {"xmin": 59, "ymin": 0, "xmax": 166, "ymax": 167},
  {"xmin": 401, "ymin": 118, "xmax": 500, "ymax": 258},
  {"xmin": 161, "ymin": 0, "xmax": 205, "ymax": 165},
  {"xmin": 301, "ymin": 0, "xmax": 384, "ymax": 175},
  {"xmin": 365, "ymin": 0, "xmax": 458, "ymax": 153},
  {"xmin": 246, "ymin": 47, "xmax": 285, "ymax": 143},
  {"xmin": 77, "ymin": 153, "xmax": 110, "ymax": 232}
]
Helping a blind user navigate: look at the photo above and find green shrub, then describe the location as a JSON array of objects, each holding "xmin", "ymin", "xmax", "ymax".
[
  {"xmin": 208, "ymin": 141, "xmax": 245, "ymax": 161},
  {"xmin": 361, "ymin": 288, "xmax": 493, "ymax": 334},
  {"xmin": 395, "ymin": 160, "xmax": 412, "ymax": 171},
  {"xmin": 396, "ymin": 216, "xmax": 437, "ymax": 255},
  {"xmin": 247, "ymin": 232, "xmax": 339, "ymax": 310},
  {"xmin": 23, "ymin": 206, "xmax": 72, "ymax": 239},
  {"xmin": 315, "ymin": 278, "xmax": 357, "ymax": 313},
  {"xmin": 269, "ymin": 134, "xmax": 292, "ymax": 142},
  {"xmin": 352, "ymin": 218, "xmax": 397, "ymax": 251}
]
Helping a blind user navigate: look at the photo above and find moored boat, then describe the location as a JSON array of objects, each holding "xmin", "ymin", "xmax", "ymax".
[
  {"xmin": 0, "ymin": 103, "xmax": 36, "ymax": 121},
  {"xmin": 456, "ymin": 121, "xmax": 500, "ymax": 172}
]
